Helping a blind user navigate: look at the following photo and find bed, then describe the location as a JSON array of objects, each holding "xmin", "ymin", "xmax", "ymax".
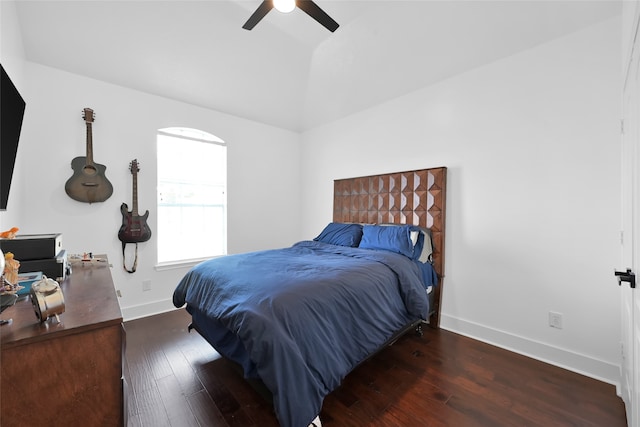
[{"xmin": 172, "ymin": 167, "xmax": 447, "ymax": 427}]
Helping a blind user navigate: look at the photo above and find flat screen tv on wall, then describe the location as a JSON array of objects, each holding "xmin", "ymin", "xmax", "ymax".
[{"xmin": 0, "ymin": 63, "xmax": 26, "ymax": 211}]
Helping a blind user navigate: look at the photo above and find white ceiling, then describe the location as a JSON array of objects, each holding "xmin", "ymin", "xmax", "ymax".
[{"xmin": 15, "ymin": 0, "xmax": 621, "ymax": 132}]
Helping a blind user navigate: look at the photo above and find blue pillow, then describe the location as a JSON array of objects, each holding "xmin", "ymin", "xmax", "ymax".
[
  {"xmin": 313, "ymin": 222, "xmax": 363, "ymax": 247},
  {"xmin": 359, "ymin": 224, "xmax": 414, "ymax": 258}
]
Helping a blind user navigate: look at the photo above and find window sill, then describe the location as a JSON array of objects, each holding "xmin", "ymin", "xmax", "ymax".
[{"xmin": 155, "ymin": 255, "xmax": 224, "ymax": 271}]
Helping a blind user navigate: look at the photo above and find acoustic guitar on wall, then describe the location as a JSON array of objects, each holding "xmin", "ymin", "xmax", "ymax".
[{"xmin": 65, "ymin": 108, "xmax": 113, "ymax": 203}]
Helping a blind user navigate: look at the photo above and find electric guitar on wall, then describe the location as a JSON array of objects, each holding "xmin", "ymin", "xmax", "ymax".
[
  {"xmin": 64, "ymin": 108, "xmax": 113, "ymax": 203},
  {"xmin": 118, "ymin": 159, "xmax": 152, "ymax": 244}
]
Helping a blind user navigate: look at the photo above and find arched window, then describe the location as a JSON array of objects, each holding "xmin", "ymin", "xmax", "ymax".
[{"xmin": 156, "ymin": 127, "xmax": 227, "ymax": 265}]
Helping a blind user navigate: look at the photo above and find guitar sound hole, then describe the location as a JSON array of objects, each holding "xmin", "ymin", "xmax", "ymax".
[{"xmin": 82, "ymin": 165, "xmax": 97, "ymax": 176}]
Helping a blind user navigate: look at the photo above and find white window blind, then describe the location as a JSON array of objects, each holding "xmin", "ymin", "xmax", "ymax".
[{"xmin": 156, "ymin": 127, "xmax": 227, "ymax": 265}]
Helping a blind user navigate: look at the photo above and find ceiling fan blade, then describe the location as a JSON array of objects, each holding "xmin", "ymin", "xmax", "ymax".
[
  {"xmin": 243, "ymin": 0, "xmax": 273, "ymax": 30},
  {"xmin": 297, "ymin": 0, "xmax": 339, "ymax": 32}
]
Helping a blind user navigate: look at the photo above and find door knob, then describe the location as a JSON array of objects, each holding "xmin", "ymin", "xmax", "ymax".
[{"xmin": 615, "ymin": 268, "xmax": 636, "ymax": 288}]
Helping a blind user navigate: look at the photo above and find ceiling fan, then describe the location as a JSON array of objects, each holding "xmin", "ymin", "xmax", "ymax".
[{"xmin": 243, "ymin": 0, "xmax": 339, "ymax": 32}]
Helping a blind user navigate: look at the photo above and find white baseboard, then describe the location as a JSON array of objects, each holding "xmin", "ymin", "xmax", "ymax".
[
  {"xmin": 439, "ymin": 314, "xmax": 621, "ymax": 387},
  {"xmin": 121, "ymin": 298, "xmax": 178, "ymax": 322}
]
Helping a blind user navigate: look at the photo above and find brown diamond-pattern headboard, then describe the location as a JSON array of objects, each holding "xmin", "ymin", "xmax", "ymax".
[{"xmin": 333, "ymin": 167, "xmax": 447, "ymax": 327}]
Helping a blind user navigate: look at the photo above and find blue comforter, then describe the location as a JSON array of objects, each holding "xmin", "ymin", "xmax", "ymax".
[{"xmin": 173, "ymin": 240, "xmax": 433, "ymax": 427}]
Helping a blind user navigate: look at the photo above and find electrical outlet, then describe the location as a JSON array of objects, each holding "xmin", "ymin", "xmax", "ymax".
[
  {"xmin": 549, "ymin": 311, "xmax": 563, "ymax": 329},
  {"xmin": 142, "ymin": 280, "xmax": 152, "ymax": 292},
  {"xmin": 116, "ymin": 290, "xmax": 122, "ymax": 298}
]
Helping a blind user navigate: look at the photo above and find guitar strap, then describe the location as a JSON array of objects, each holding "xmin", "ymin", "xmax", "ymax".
[{"xmin": 121, "ymin": 242, "xmax": 138, "ymax": 274}]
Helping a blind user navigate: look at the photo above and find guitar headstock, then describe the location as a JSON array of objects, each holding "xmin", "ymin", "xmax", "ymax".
[
  {"xmin": 129, "ymin": 159, "xmax": 140, "ymax": 174},
  {"xmin": 82, "ymin": 108, "xmax": 95, "ymax": 123}
]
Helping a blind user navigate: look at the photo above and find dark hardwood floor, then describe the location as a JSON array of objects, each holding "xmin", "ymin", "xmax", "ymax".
[{"xmin": 125, "ymin": 309, "xmax": 627, "ymax": 427}]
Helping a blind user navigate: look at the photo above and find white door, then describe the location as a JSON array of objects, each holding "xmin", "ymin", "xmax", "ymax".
[{"xmin": 621, "ymin": 2, "xmax": 640, "ymax": 426}]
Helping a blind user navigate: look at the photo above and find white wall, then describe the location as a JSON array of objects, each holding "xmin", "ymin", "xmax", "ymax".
[
  {"xmin": 13, "ymin": 63, "xmax": 301, "ymax": 320},
  {"xmin": 300, "ymin": 18, "xmax": 622, "ymax": 385}
]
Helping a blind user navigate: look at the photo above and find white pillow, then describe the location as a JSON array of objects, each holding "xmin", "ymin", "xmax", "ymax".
[
  {"xmin": 416, "ymin": 228, "xmax": 433, "ymax": 263},
  {"xmin": 410, "ymin": 230, "xmax": 419, "ymax": 246}
]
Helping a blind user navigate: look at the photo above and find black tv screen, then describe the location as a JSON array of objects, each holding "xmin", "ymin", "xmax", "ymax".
[{"xmin": 0, "ymin": 63, "xmax": 26, "ymax": 211}]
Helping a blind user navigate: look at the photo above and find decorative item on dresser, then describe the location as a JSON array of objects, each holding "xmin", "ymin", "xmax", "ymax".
[
  {"xmin": 0, "ymin": 248, "xmax": 18, "ymax": 325},
  {"xmin": 118, "ymin": 159, "xmax": 152, "ymax": 273},
  {"xmin": 64, "ymin": 108, "xmax": 113, "ymax": 203},
  {"xmin": 29, "ymin": 275, "xmax": 66, "ymax": 323},
  {"xmin": 0, "ymin": 256, "xmax": 125, "ymax": 427}
]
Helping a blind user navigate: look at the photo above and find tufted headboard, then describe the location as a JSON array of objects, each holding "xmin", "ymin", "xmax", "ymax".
[{"xmin": 332, "ymin": 167, "xmax": 447, "ymax": 327}]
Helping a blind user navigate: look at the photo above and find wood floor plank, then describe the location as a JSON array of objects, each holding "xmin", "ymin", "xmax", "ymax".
[
  {"xmin": 135, "ymin": 385, "xmax": 172, "ymax": 427},
  {"xmin": 187, "ymin": 389, "xmax": 229, "ymax": 427},
  {"xmin": 212, "ymin": 359, "xmax": 280, "ymax": 426},
  {"xmin": 127, "ymin": 343, "xmax": 157, "ymax": 395},
  {"xmin": 197, "ymin": 361, "xmax": 256, "ymax": 426},
  {"xmin": 147, "ymin": 347, "xmax": 174, "ymax": 380},
  {"xmin": 163, "ymin": 345, "xmax": 206, "ymax": 396},
  {"xmin": 156, "ymin": 374, "xmax": 201, "ymax": 427},
  {"xmin": 124, "ymin": 359, "xmax": 140, "ymax": 420},
  {"xmin": 125, "ymin": 310, "xmax": 627, "ymax": 427},
  {"xmin": 127, "ymin": 413, "xmax": 143, "ymax": 427},
  {"xmin": 393, "ymin": 391, "xmax": 482, "ymax": 427}
]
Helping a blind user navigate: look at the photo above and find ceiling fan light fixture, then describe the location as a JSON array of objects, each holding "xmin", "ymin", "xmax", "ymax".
[
  {"xmin": 243, "ymin": 0, "xmax": 338, "ymax": 32},
  {"xmin": 273, "ymin": 0, "xmax": 296, "ymax": 13}
]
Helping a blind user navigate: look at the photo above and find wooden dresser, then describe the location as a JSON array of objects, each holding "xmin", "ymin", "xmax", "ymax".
[{"xmin": 0, "ymin": 257, "xmax": 125, "ymax": 426}]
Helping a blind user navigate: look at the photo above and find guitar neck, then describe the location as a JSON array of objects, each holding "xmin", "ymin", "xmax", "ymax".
[
  {"xmin": 132, "ymin": 171, "xmax": 139, "ymax": 216},
  {"xmin": 85, "ymin": 122, "xmax": 95, "ymax": 164}
]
